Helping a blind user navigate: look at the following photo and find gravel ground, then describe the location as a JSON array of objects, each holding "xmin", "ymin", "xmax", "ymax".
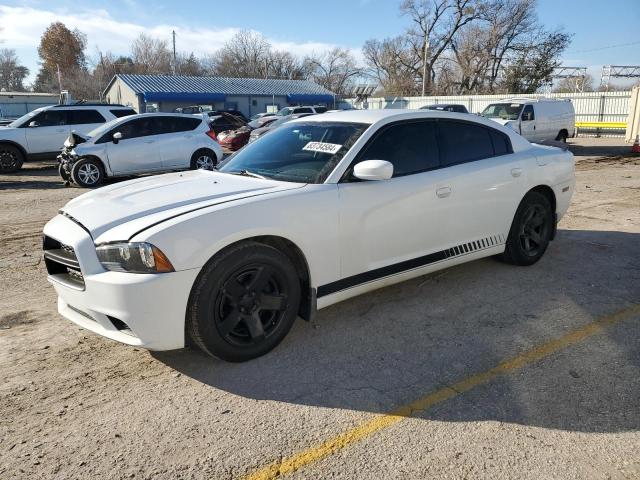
[{"xmin": 1, "ymin": 137, "xmax": 639, "ymax": 480}]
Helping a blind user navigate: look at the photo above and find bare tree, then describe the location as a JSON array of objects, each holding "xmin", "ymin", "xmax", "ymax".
[
  {"xmin": 553, "ymin": 73, "xmax": 594, "ymax": 93},
  {"xmin": 364, "ymin": 0, "xmax": 571, "ymax": 95},
  {"xmin": 267, "ymin": 50, "xmax": 307, "ymax": 80},
  {"xmin": 0, "ymin": 49, "xmax": 29, "ymax": 91},
  {"xmin": 131, "ymin": 34, "xmax": 172, "ymax": 74},
  {"xmin": 363, "ymin": 37, "xmax": 421, "ymax": 95},
  {"xmin": 208, "ymin": 30, "xmax": 271, "ymax": 78},
  {"xmin": 175, "ymin": 52, "xmax": 203, "ymax": 76},
  {"xmin": 304, "ymin": 48, "xmax": 361, "ymax": 95},
  {"xmin": 401, "ymin": 0, "xmax": 488, "ymax": 95}
]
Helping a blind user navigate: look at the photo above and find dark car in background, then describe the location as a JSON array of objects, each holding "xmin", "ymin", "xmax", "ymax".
[
  {"xmin": 208, "ymin": 109, "xmax": 249, "ymax": 122},
  {"xmin": 218, "ymin": 116, "xmax": 280, "ymax": 151},
  {"xmin": 208, "ymin": 112, "xmax": 247, "ymax": 135},
  {"xmin": 248, "ymin": 113, "xmax": 314, "ymax": 143},
  {"xmin": 420, "ymin": 103, "xmax": 469, "ymax": 113}
]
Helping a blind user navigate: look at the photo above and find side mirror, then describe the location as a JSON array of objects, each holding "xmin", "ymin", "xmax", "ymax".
[
  {"xmin": 353, "ymin": 160, "xmax": 394, "ymax": 181},
  {"xmin": 28, "ymin": 121, "xmax": 38, "ymax": 128},
  {"xmin": 112, "ymin": 132, "xmax": 123, "ymax": 144}
]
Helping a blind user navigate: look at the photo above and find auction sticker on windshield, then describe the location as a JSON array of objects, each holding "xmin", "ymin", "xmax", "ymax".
[{"xmin": 303, "ymin": 142, "xmax": 342, "ymax": 155}]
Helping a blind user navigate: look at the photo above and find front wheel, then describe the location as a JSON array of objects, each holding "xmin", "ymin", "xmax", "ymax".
[
  {"xmin": 187, "ymin": 242, "xmax": 301, "ymax": 362},
  {"xmin": 71, "ymin": 157, "xmax": 104, "ymax": 188},
  {"xmin": 501, "ymin": 191, "xmax": 553, "ymax": 266},
  {"xmin": 58, "ymin": 163, "xmax": 70, "ymax": 181}
]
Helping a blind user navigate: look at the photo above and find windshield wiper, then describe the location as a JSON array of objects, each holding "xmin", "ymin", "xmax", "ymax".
[{"xmin": 228, "ymin": 169, "xmax": 268, "ymax": 179}]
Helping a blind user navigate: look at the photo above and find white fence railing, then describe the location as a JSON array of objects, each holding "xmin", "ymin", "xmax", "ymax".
[{"xmin": 340, "ymin": 91, "xmax": 632, "ymax": 136}]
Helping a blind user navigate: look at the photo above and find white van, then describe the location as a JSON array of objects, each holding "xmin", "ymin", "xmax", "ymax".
[{"xmin": 481, "ymin": 98, "xmax": 575, "ymax": 143}]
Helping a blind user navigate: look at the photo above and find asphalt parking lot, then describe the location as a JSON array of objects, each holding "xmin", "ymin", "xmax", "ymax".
[{"xmin": 1, "ymin": 137, "xmax": 639, "ymax": 479}]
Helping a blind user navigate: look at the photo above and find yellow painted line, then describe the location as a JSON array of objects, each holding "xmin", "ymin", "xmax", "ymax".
[
  {"xmin": 575, "ymin": 121, "xmax": 626, "ymax": 128},
  {"xmin": 243, "ymin": 303, "xmax": 640, "ymax": 480}
]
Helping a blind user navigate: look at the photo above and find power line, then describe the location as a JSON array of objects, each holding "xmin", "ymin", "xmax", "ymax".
[{"xmin": 567, "ymin": 41, "xmax": 640, "ymax": 54}]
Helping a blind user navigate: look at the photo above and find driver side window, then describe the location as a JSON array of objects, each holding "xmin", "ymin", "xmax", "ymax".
[
  {"xmin": 522, "ymin": 105, "xmax": 535, "ymax": 121},
  {"xmin": 356, "ymin": 121, "xmax": 440, "ymax": 178},
  {"xmin": 29, "ymin": 110, "xmax": 67, "ymax": 127}
]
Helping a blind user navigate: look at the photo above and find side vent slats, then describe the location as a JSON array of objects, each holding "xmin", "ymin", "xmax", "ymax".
[{"xmin": 447, "ymin": 233, "xmax": 506, "ymax": 260}]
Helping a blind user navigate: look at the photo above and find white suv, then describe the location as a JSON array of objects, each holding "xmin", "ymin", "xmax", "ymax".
[
  {"xmin": 0, "ymin": 103, "xmax": 136, "ymax": 173},
  {"xmin": 58, "ymin": 113, "xmax": 223, "ymax": 187},
  {"xmin": 274, "ymin": 105, "xmax": 327, "ymax": 116}
]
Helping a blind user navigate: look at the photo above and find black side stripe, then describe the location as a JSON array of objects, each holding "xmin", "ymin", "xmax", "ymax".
[{"xmin": 317, "ymin": 234, "xmax": 505, "ymax": 298}]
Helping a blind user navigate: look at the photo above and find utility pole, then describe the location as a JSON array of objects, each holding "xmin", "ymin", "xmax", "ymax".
[
  {"xmin": 421, "ymin": 33, "xmax": 430, "ymax": 97},
  {"xmin": 172, "ymin": 30, "xmax": 177, "ymax": 75}
]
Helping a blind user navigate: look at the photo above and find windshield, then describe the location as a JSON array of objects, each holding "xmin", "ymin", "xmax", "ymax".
[
  {"xmin": 217, "ymin": 121, "xmax": 368, "ymax": 184},
  {"xmin": 276, "ymin": 107, "xmax": 293, "ymax": 116},
  {"xmin": 87, "ymin": 117, "xmax": 125, "ymax": 138},
  {"xmin": 481, "ymin": 103, "xmax": 523, "ymax": 120},
  {"xmin": 8, "ymin": 108, "xmax": 43, "ymax": 128}
]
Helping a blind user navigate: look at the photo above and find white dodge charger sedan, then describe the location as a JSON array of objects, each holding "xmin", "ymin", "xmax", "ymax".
[{"xmin": 43, "ymin": 110, "xmax": 575, "ymax": 362}]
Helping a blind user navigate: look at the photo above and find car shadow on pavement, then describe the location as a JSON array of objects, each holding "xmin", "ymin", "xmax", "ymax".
[{"xmin": 154, "ymin": 229, "xmax": 640, "ymax": 433}]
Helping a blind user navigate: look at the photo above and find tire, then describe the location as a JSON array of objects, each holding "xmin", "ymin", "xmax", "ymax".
[
  {"xmin": 58, "ymin": 163, "xmax": 70, "ymax": 181},
  {"xmin": 0, "ymin": 144, "xmax": 24, "ymax": 173},
  {"xmin": 501, "ymin": 191, "xmax": 553, "ymax": 266},
  {"xmin": 190, "ymin": 149, "xmax": 217, "ymax": 170},
  {"xmin": 187, "ymin": 242, "xmax": 301, "ymax": 362},
  {"xmin": 555, "ymin": 130, "xmax": 568, "ymax": 142},
  {"xmin": 70, "ymin": 157, "xmax": 104, "ymax": 188}
]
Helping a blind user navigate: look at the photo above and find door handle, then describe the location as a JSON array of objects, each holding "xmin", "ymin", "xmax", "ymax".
[
  {"xmin": 436, "ymin": 187, "xmax": 451, "ymax": 198},
  {"xmin": 145, "ymin": 140, "xmax": 155, "ymax": 144},
  {"xmin": 511, "ymin": 168, "xmax": 523, "ymax": 177},
  {"xmin": 533, "ymin": 125, "xmax": 536, "ymax": 130},
  {"xmin": 56, "ymin": 129, "xmax": 66, "ymax": 133}
]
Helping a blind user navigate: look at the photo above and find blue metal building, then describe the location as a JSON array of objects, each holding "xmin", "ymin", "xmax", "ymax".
[{"xmin": 103, "ymin": 74, "xmax": 336, "ymax": 117}]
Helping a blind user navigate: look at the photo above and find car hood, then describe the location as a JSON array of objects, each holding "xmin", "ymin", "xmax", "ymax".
[
  {"xmin": 64, "ymin": 131, "xmax": 91, "ymax": 148},
  {"xmin": 487, "ymin": 118, "xmax": 515, "ymax": 126},
  {"xmin": 61, "ymin": 170, "xmax": 304, "ymax": 241}
]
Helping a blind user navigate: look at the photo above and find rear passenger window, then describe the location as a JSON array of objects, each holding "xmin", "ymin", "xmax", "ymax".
[
  {"xmin": 296, "ymin": 108, "xmax": 313, "ymax": 114},
  {"xmin": 110, "ymin": 109, "xmax": 136, "ymax": 118},
  {"xmin": 489, "ymin": 129, "xmax": 511, "ymax": 156},
  {"xmin": 166, "ymin": 117, "xmax": 201, "ymax": 132},
  {"xmin": 439, "ymin": 121, "xmax": 494, "ymax": 166},
  {"xmin": 358, "ymin": 121, "xmax": 439, "ymax": 177},
  {"xmin": 68, "ymin": 110, "xmax": 106, "ymax": 125},
  {"xmin": 314, "ymin": 106, "xmax": 327, "ymax": 113}
]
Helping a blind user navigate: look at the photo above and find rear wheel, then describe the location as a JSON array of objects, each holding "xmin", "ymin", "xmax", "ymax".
[
  {"xmin": 0, "ymin": 144, "xmax": 24, "ymax": 173},
  {"xmin": 555, "ymin": 130, "xmax": 568, "ymax": 142},
  {"xmin": 501, "ymin": 191, "xmax": 553, "ymax": 266},
  {"xmin": 71, "ymin": 157, "xmax": 104, "ymax": 188},
  {"xmin": 190, "ymin": 149, "xmax": 217, "ymax": 170},
  {"xmin": 187, "ymin": 242, "xmax": 301, "ymax": 362}
]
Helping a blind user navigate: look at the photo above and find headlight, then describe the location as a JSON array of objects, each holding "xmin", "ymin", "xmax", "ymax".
[{"xmin": 96, "ymin": 242, "xmax": 174, "ymax": 273}]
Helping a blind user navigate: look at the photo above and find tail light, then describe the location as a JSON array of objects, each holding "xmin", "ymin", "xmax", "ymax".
[{"xmin": 206, "ymin": 129, "xmax": 217, "ymax": 141}]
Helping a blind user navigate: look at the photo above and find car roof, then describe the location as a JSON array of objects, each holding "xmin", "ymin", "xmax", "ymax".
[{"xmin": 288, "ymin": 109, "xmax": 532, "ymax": 150}]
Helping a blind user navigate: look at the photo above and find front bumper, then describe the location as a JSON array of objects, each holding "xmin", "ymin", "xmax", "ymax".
[{"xmin": 43, "ymin": 214, "xmax": 200, "ymax": 350}]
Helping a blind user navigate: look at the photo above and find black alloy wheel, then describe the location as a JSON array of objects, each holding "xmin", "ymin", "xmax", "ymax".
[
  {"xmin": 0, "ymin": 144, "xmax": 24, "ymax": 173},
  {"xmin": 518, "ymin": 203, "xmax": 550, "ymax": 258},
  {"xmin": 187, "ymin": 242, "xmax": 301, "ymax": 362},
  {"xmin": 216, "ymin": 264, "xmax": 289, "ymax": 345},
  {"xmin": 501, "ymin": 191, "xmax": 553, "ymax": 266}
]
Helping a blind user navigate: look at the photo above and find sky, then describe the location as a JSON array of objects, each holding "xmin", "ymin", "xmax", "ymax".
[{"xmin": 1, "ymin": 0, "xmax": 639, "ymax": 87}]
